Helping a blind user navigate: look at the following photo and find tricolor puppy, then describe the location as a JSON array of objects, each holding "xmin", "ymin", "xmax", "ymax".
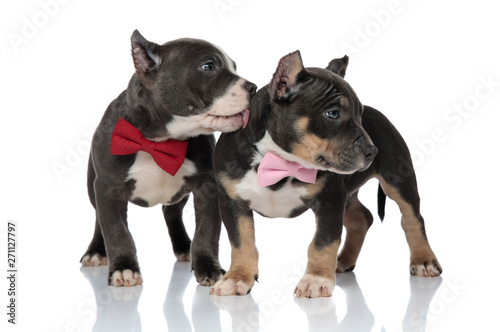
[
  {"xmin": 211, "ymin": 51, "xmax": 442, "ymax": 297},
  {"xmin": 81, "ymin": 30, "xmax": 256, "ymax": 287}
]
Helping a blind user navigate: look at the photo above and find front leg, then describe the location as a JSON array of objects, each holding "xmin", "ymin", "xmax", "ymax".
[
  {"xmin": 211, "ymin": 191, "xmax": 259, "ymax": 296},
  {"xmin": 190, "ymin": 178, "xmax": 225, "ymax": 286},
  {"xmin": 295, "ymin": 192, "xmax": 346, "ymax": 298},
  {"xmin": 94, "ymin": 180, "xmax": 142, "ymax": 287}
]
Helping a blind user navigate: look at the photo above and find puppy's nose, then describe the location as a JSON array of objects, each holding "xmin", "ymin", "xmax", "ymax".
[
  {"xmin": 362, "ymin": 145, "xmax": 378, "ymax": 163},
  {"xmin": 244, "ymin": 81, "xmax": 257, "ymax": 95}
]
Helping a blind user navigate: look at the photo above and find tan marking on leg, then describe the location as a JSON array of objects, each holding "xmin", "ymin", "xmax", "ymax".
[
  {"xmin": 218, "ymin": 173, "xmax": 239, "ymax": 200},
  {"xmin": 211, "ymin": 216, "xmax": 259, "ymax": 296},
  {"xmin": 295, "ymin": 238, "xmax": 340, "ymax": 297},
  {"xmin": 227, "ymin": 215, "xmax": 259, "ymax": 282},
  {"xmin": 377, "ymin": 177, "xmax": 442, "ymax": 276},
  {"xmin": 305, "ymin": 239, "xmax": 341, "ymax": 280},
  {"xmin": 337, "ymin": 198, "xmax": 371, "ymax": 272},
  {"xmin": 378, "ymin": 178, "xmax": 428, "ymax": 249}
]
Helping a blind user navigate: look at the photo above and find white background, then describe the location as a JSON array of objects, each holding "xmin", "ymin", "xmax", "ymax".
[{"xmin": 1, "ymin": 0, "xmax": 499, "ymax": 331}]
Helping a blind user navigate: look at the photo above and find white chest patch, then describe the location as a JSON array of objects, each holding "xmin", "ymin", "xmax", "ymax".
[
  {"xmin": 127, "ymin": 151, "xmax": 197, "ymax": 207},
  {"xmin": 235, "ymin": 169, "xmax": 308, "ymax": 218}
]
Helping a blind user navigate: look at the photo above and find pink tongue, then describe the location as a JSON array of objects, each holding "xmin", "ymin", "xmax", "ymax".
[{"xmin": 242, "ymin": 109, "xmax": 250, "ymax": 129}]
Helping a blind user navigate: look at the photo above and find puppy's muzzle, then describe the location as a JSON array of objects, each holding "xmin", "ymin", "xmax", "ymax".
[
  {"xmin": 244, "ymin": 81, "xmax": 257, "ymax": 95},
  {"xmin": 361, "ymin": 144, "xmax": 378, "ymax": 164},
  {"xmin": 355, "ymin": 139, "xmax": 378, "ymax": 169}
]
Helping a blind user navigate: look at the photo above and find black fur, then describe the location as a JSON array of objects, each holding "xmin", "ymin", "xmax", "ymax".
[
  {"xmin": 211, "ymin": 51, "xmax": 441, "ymax": 297},
  {"xmin": 81, "ymin": 30, "xmax": 255, "ymax": 286}
]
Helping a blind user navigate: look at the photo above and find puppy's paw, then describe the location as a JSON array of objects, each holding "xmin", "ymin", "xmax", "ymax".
[
  {"xmin": 108, "ymin": 269, "xmax": 143, "ymax": 287},
  {"xmin": 294, "ymin": 274, "xmax": 335, "ymax": 298},
  {"xmin": 409, "ymin": 248, "xmax": 442, "ymax": 277},
  {"xmin": 210, "ymin": 277, "xmax": 252, "ymax": 296},
  {"xmin": 81, "ymin": 253, "xmax": 108, "ymax": 267},
  {"xmin": 191, "ymin": 255, "xmax": 225, "ymax": 286},
  {"xmin": 410, "ymin": 258, "xmax": 442, "ymax": 277},
  {"xmin": 195, "ymin": 268, "xmax": 225, "ymax": 287},
  {"xmin": 210, "ymin": 270, "xmax": 257, "ymax": 296},
  {"xmin": 175, "ymin": 252, "xmax": 191, "ymax": 262},
  {"xmin": 336, "ymin": 257, "xmax": 356, "ymax": 273}
]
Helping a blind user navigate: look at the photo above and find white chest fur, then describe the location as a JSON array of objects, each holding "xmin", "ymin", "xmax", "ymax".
[
  {"xmin": 235, "ymin": 169, "xmax": 308, "ymax": 218},
  {"xmin": 231, "ymin": 131, "xmax": 320, "ymax": 218},
  {"xmin": 127, "ymin": 151, "xmax": 197, "ymax": 207}
]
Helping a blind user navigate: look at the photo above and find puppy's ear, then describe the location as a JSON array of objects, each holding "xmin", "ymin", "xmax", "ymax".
[
  {"xmin": 326, "ymin": 55, "xmax": 349, "ymax": 78},
  {"xmin": 268, "ymin": 51, "xmax": 306, "ymax": 101},
  {"xmin": 131, "ymin": 30, "xmax": 161, "ymax": 77}
]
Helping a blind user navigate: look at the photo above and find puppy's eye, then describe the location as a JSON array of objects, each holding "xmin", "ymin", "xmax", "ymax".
[
  {"xmin": 326, "ymin": 110, "xmax": 340, "ymax": 119},
  {"xmin": 201, "ymin": 62, "xmax": 216, "ymax": 71}
]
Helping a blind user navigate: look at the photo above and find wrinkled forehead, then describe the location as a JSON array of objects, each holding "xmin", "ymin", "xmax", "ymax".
[
  {"xmin": 213, "ymin": 43, "xmax": 238, "ymax": 74},
  {"xmin": 307, "ymin": 67, "xmax": 362, "ymax": 111},
  {"xmin": 162, "ymin": 38, "xmax": 237, "ymax": 72}
]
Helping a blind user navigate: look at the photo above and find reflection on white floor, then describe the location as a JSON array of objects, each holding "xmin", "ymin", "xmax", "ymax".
[
  {"xmin": 81, "ymin": 261, "xmax": 443, "ymax": 332},
  {"xmin": 81, "ymin": 267, "xmax": 143, "ymax": 332}
]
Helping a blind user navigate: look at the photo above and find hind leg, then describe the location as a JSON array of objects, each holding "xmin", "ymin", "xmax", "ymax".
[
  {"xmin": 378, "ymin": 176, "xmax": 442, "ymax": 277},
  {"xmin": 337, "ymin": 191, "xmax": 373, "ymax": 272},
  {"xmin": 81, "ymin": 156, "xmax": 107, "ymax": 266},
  {"xmin": 81, "ymin": 219, "xmax": 108, "ymax": 266},
  {"xmin": 162, "ymin": 197, "xmax": 192, "ymax": 262}
]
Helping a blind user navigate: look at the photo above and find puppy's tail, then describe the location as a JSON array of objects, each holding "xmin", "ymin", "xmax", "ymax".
[{"xmin": 377, "ymin": 184, "xmax": 387, "ymax": 221}]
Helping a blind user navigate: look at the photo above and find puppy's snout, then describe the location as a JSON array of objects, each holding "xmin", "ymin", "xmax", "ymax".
[
  {"xmin": 244, "ymin": 81, "xmax": 257, "ymax": 96},
  {"xmin": 362, "ymin": 145, "xmax": 378, "ymax": 162},
  {"xmin": 354, "ymin": 138, "xmax": 377, "ymax": 164}
]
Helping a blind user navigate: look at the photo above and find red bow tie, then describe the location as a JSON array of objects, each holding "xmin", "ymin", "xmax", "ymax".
[{"xmin": 110, "ymin": 118, "xmax": 188, "ymax": 176}]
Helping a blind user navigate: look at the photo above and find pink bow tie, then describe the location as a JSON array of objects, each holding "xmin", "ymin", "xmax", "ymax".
[{"xmin": 257, "ymin": 152, "xmax": 317, "ymax": 186}]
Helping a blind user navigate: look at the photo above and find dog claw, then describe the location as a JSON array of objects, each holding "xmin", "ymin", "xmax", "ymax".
[
  {"xmin": 295, "ymin": 274, "xmax": 335, "ymax": 298},
  {"xmin": 211, "ymin": 277, "xmax": 252, "ymax": 296},
  {"xmin": 81, "ymin": 253, "xmax": 108, "ymax": 267},
  {"xmin": 209, "ymin": 287, "xmax": 222, "ymax": 296},
  {"xmin": 109, "ymin": 269, "xmax": 143, "ymax": 287},
  {"xmin": 410, "ymin": 261, "xmax": 441, "ymax": 278}
]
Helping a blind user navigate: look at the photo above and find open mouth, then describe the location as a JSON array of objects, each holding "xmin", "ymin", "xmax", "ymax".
[{"xmin": 209, "ymin": 108, "xmax": 250, "ymax": 129}]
